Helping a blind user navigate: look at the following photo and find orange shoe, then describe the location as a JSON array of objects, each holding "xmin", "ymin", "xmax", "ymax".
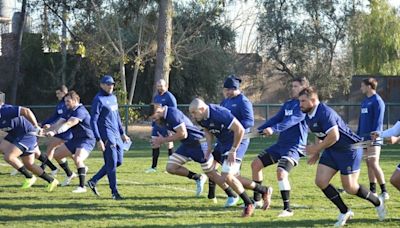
[
  {"xmin": 242, "ymin": 204, "xmax": 255, "ymax": 217},
  {"xmin": 262, "ymin": 186, "xmax": 273, "ymax": 210}
]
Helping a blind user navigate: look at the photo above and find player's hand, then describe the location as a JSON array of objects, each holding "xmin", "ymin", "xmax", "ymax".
[
  {"xmin": 386, "ymin": 136, "xmax": 400, "ymax": 144},
  {"xmin": 121, "ymin": 134, "xmax": 130, "ymax": 142},
  {"xmin": 370, "ymin": 131, "xmax": 380, "ymax": 141},
  {"xmin": 97, "ymin": 140, "xmax": 105, "ymax": 152},
  {"xmin": 307, "ymin": 153, "xmax": 320, "ymax": 165},
  {"xmin": 46, "ymin": 131, "xmax": 56, "ymax": 137},
  {"xmin": 305, "ymin": 144, "xmax": 320, "ymax": 155},
  {"xmin": 151, "ymin": 135, "xmax": 164, "ymax": 147},
  {"xmin": 42, "ymin": 124, "xmax": 51, "ymax": 130},
  {"xmin": 263, "ymin": 127, "xmax": 274, "ymax": 136},
  {"xmin": 227, "ymin": 149, "xmax": 236, "ymax": 165},
  {"xmin": 205, "ymin": 150, "xmax": 212, "ymax": 160}
]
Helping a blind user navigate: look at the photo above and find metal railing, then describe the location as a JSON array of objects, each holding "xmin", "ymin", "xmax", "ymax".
[{"xmin": 27, "ymin": 103, "xmax": 400, "ymax": 134}]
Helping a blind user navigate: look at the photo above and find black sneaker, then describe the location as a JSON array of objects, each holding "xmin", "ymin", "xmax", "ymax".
[
  {"xmin": 87, "ymin": 180, "xmax": 100, "ymax": 196},
  {"xmin": 112, "ymin": 192, "xmax": 123, "ymax": 200}
]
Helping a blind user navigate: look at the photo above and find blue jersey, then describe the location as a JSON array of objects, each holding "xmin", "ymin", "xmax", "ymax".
[
  {"xmin": 61, "ymin": 104, "xmax": 94, "ymax": 140},
  {"xmin": 153, "ymin": 91, "xmax": 177, "ymax": 108},
  {"xmin": 91, "ymin": 90, "xmax": 124, "ymax": 143},
  {"xmin": 43, "ymin": 98, "xmax": 68, "ymax": 125},
  {"xmin": 197, "ymin": 104, "xmax": 236, "ymax": 145},
  {"xmin": 220, "ymin": 93, "xmax": 254, "ymax": 132},
  {"xmin": 305, "ymin": 103, "xmax": 361, "ymax": 151},
  {"xmin": 357, "ymin": 94, "xmax": 385, "ymax": 140},
  {"xmin": 258, "ymin": 99, "xmax": 308, "ymax": 146},
  {"xmin": 162, "ymin": 106, "xmax": 204, "ymax": 145},
  {"xmin": 0, "ymin": 104, "xmax": 36, "ymax": 138}
]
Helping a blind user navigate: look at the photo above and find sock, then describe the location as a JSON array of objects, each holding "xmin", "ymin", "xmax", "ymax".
[
  {"xmin": 38, "ymin": 154, "xmax": 58, "ymax": 171},
  {"xmin": 322, "ymin": 184, "xmax": 348, "ymax": 214},
  {"xmin": 281, "ymin": 190, "xmax": 291, "ymax": 211},
  {"xmin": 239, "ymin": 192, "xmax": 253, "ymax": 206},
  {"xmin": 380, "ymin": 184, "xmax": 387, "ymax": 193},
  {"xmin": 356, "ymin": 185, "xmax": 380, "ymax": 207},
  {"xmin": 168, "ymin": 148, "xmax": 174, "ymax": 156},
  {"xmin": 224, "ymin": 187, "xmax": 238, "ymax": 198},
  {"xmin": 151, "ymin": 148, "xmax": 160, "ymax": 168},
  {"xmin": 253, "ymin": 180, "xmax": 262, "ymax": 201},
  {"xmin": 60, "ymin": 161, "xmax": 73, "ymax": 177},
  {"xmin": 370, "ymin": 182, "xmax": 376, "ymax": 193},
  {"xmin": 39, "ymin": 172, "xmax": 54, "ymax": 183},
  {"xmin": 18, "ymin": 166, "xmax": 33, "ymax": 178},
  {"xmin": 40, "ymin": 163, "xmax": 47, "ymax": 170},
  {"xmin": 208, "ymin": 180, "xmax": 216, "ymax": 199},
  {"xmin": 187, "ymin": 171, "xmax": 201, "ymax": 180},
  {"xmin": 77, "ymin": 167, "xmax": 86, "ymax": 188}
]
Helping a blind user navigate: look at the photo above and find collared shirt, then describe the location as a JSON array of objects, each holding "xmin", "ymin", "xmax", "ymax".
[
  {"xmin": 162, "ymin": 106, "xmax": 204, "ymax": 145},
  {"xmin": 197, "ymin": 104, "xmax": 236, "ymax": 145},
  {"xmin": 0, "ymin": 104, "xmax": 36, "ymax": 138},
  {"xmin": 305, "ymin": 102, "xmax": 361, "ymax": 151},
  {"xmin": 62, "ymin": 104, "xmax": 94, "ymax": 139}
]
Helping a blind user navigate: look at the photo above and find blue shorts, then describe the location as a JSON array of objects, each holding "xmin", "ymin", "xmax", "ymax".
[
  {"xmin": 212, "ymin": 139, "xmax": 250, "ymax": 164},
  {"xmin": 65, "ymin": 137, "xmax": 95, "ymax": 154},
  {"xmin": 5, "ymin": 134, "xmax": 37, "ymax": 156},
  {"xmin": 175, "ymin": 142, "xmax": 207, "ymax": 164},
  {"xmin": 319, "ymin": 149, "xmax": 362, "ymax": 175},
  {"xmin": 54, "ymin": 130, "xmax": 73, "ymax": 141},
  {"xmin": 151, "ymin": 122, "xmax": 169, "ymax": 137},
  {"xmin": 261, "ymin": 143, "xmax": 303, "ymax": 163},
  {"xmin": 105, "ymin": 140, "xmax": 124, "ymax": 166},
  {"xmin": 397, "ymin": 164, "xmax": 400, "ymax": 171}
]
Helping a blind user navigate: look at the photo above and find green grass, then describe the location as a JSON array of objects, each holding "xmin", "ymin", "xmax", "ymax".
[{"xmin": 0, "ymin": 137, "xmax": 399, "ymax": 227}]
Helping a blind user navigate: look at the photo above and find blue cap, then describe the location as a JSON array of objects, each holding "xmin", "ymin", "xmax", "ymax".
[
  {"xmin": 101, "ymin": 75, "xmax": 115, "ymax": 85},
  {"xmin": 223, "ymin": 75, "xmax": 242, "ymax": 89}
]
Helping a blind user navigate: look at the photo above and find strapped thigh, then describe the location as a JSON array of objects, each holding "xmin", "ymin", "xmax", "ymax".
[{"xmin": 168, "ymin": 153, "xmax": 190, "ymax": 166}]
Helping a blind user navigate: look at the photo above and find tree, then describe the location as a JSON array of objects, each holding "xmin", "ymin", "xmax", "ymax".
[
  {"xmin": 257, "ymin": 0, "xmax": 356, "ymax": 98},
  {"xmin": 10, "ymin": 0, "xmax": 27, "ymax": 104},
  {"xmin": 153, "ymin": 0, "xmax": 173, "ymax": 87},
  {"xmin": 352, "ymin": 0, "xmax": 400, "ymax": 75}
]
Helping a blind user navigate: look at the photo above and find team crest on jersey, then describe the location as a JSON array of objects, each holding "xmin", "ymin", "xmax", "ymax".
[
  {"xmin": 313, "ymin": 123, "xmax": 318, "ymax": 127},
  {"xmin": 285, "ymin": 109, "xmax": 293, "ymax": 116},
  {"xmin": 361, "ymin": 108, "xmax": 368, "ymax": 114},
  {"xmin": 314, "ymin": 132, "xmax": 326, "ymax": 137},
  {"xmin": 110, "ymin": 104, "xmax": 118, "ymax": 111},
  {"xmin": 209, "ymin": 129, "xmax": 221, "ymax": 134},
  {"xmin": 2, "ymin": 120, "xmax": 6, "ymax": 124},
  {"xmin": 231, "ymin": 104, "xmax": 237, "ymax": 107},
  {"xmin": 209, "ymin": 123, "xmax": 215, "ymax": 127},
  {"xmin": 57, "ymin": 109, "xmax": 63, "ymax": 114},
  {"xmin": 347, "ymin": 166, "xmax": 352, "ymax": 172}
]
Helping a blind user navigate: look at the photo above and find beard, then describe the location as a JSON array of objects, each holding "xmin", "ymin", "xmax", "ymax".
[{"xmin": 301, "ymin": 107, "xmax": 313, "ymax": 113}]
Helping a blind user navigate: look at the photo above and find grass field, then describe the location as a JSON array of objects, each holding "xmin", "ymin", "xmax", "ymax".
[{"xmin": 0, "ymin": 137, "xmax": 399, "ymax": 227}]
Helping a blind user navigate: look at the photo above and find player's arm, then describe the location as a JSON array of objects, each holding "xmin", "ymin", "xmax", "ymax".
[
  {"xmin": 19, "ymin": 107, "xmax": 40, "ymax": 128},
  {"xmin": 227, "ymin": 118, "xmax": 244, "ymax": 164},
  {"xmin": 204, "ymin": 128, "xmax": 214, "ymax": 158},
  {"xmin": 372, "ymin": 121, "xmax": 400, "ymax": 140},
  {"xmin": 44, "ymin": 118, "xmax": 66, "ymax": 131},
  {"xmin": 240, "ymin": 99, "xmax": 254, "ymax": 129},
  {"xmin": 154, "ymin": 122, "xmax": 187, "ymax": 145},
  {"xmin": 46, "ymin": 117, "xmax": 80, "ymax": 137},
  {"xmin": 90, "ymin": 98, "xmax": 102, "ymax": 141},
  {"xmin": 170, "ymin": 94, "xmax": 178, "ymax": 108},
  {"xmin": 257, "ymin": 105, "xmax": 284, "ymax": 133},
  {"xmin": 307, "ymin": 126, "xmax": 339, "ymax": 155},
  {"xmin": 371, "ymin": 99, "xmax": 385, "ymax": 132},
  {"xmin": 116, "ymin": 111, "xmax": 130, "ymax": 142},
  {"xmin": 270, "ymin": 106, "xmax": 305, "ymax": 135}
]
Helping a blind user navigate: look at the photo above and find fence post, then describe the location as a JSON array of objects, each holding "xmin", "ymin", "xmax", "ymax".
[
  {"xmin": 266, "ymin": 104, "xmax": 269, "ymax": 120},
  {"xmin": 125, "ymin": 105, "xmax": 129, "ymax": 134}
]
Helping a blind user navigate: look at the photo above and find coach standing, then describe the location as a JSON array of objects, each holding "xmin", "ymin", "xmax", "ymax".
[{"xmin": 87, "ymin": 75, "xmax": 131, "ymax": 200}]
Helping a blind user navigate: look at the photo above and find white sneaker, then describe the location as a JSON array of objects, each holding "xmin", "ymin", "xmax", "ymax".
[
  {"xmin": 224, "ymin": 196, "xmax": 240, "ymax": 207},
  {"xmin": 254, "ymin": 200, "xmax": 263, "ymax": 209},
  {"xmin": 72, "ymin": 186, "xmax": 87, "ymax": 193},
  {"xmin": 380, "ymin": 192, "xmax": 389, "ymax": 201},
  {"xmin": 278, "ymin": 209, "xmax": 294, "ymax": 217},
  {"xmin": 50, "ymin": 169, "xmax": 59, "ymax": 177},
  {"xmin": 61, "ymin": 173, "xmax": 77, "ymax": 186},
  {"xmin": 209, "ymin": 197, "xmax": 218, "ymax": 204},
  {"xmin": 195, "ymin": 174, "xmax": 207, "ymax": 197},
  {"xmin": 334, "ymin": 210, "xmax": 354, "ymax": 227},
  {"xmin": 144, "ymin": 167, "xmax": 157, "ymax": 174},
  {"xmin": 375, "ymin": 196, "xmax": 386, "ymax": 221},
  {"xmin": 10, "ymin": 169, "xmax": 19, "ymax": 176}
]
